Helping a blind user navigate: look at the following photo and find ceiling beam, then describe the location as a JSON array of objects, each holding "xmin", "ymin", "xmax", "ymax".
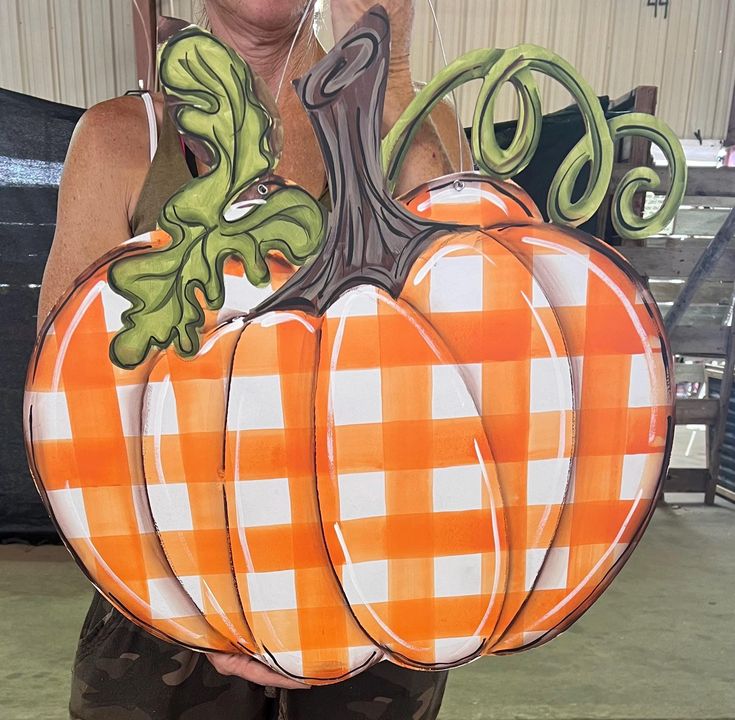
[{"xmin": 131, "ymin": 0, "xmax": 158, "ymax": 91}]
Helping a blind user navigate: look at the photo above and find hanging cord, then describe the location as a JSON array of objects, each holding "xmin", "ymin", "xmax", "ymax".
[
  {"xmin": 275, "ymin": 0, "xmax": 318, "ymax": 104},
  {"xmin": 426, "ymin": 0, "xmax": 465, "ymax": 174}
]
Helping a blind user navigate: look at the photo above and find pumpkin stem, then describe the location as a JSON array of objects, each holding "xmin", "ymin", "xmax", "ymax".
[{"xmin": 254, "ymin": 6, "xmax": 459, "ymax": 317}]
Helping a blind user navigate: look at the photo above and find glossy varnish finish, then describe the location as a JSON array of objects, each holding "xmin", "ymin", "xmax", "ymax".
[{"xmin": 24, "ymin": 11, "xmax": 674, "ymax": 684}]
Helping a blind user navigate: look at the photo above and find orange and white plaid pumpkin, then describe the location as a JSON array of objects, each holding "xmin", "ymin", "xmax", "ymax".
[{"xmin": 24, "ymin": 9, "xmax": 675, "ymax": 684}]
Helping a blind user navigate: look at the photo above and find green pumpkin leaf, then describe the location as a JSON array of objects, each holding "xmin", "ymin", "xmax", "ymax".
[{"xmin": 108, "ymin": 28, "xmax": 324, "ymax": 369}]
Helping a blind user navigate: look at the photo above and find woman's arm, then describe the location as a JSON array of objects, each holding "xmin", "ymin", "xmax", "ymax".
[
  {"xmin": 42, "ymin": 93, "xmax": 311, "ymax": 691},
  {"xmin": 36, "ymin": 97, "xmax": 149, "ymax": 330}
]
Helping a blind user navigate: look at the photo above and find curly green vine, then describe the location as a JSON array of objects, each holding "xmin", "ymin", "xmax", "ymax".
[
  {"xmin": 383, "ymin": 43, "xmax": 686, "ymax": 238},
  {"xmin": 108, "ymin": 27, "xmax": 326, "ymax": 369},
  {"xmin": 608, "ymin": 113, "xmax": 687, "ymax": 239}
]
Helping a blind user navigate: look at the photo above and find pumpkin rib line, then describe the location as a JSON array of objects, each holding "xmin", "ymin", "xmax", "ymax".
[
  {"xmin": 27, "ymin": 369, "xmax": 225, "ymax": 652},
  {"xmin": 139, "ymin": 350, "xmax": 241, "ymax": 653},
  {"xmin": 480, "ymin": 224, "xmax": 672, "ymax": 653},
  {"xmin": 260, "ymin": 644, "xmax": 381, "ymax": 685},
  {"xmin": 511, "ymin": 409, "xmax": 674, "ymax": 653},
  {"xmin": 309, "ymin": 323, "xmax": 388, "ymax": 669},
  {"xmin": 394, "ymin": 285, "xmax": 516, "ymax": 655},
  {"xmin": 26, "ymin": 407, "xmax": 167, "ymax": 649},
  {"xmin": 220, "ymin": 482, "xmax": 259, "ymax": 654},
  {"xmin": 471, "ymin": 226, "xmax": 579, "ymax": 650},
  {"xmin": 219, "ymin": 318, "xmax": 265, "ymax": 655},
  {"xmin": 384, "ymin": 639, "xmax": 485, "ymax": 672}
]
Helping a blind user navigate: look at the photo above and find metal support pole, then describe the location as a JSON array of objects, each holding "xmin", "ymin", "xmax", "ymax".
[{"xmin": 131, "ymin": 0, "xmax": 158, "ymax": 91}]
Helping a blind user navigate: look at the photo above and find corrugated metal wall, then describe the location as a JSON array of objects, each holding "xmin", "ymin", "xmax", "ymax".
[
  {"xmin": 0, "ymin": 0, "xmax": 136, "ymax": 108},
  {"xmin": 411, "ymin": 0, "xmax": 735, "ymax": 140},
  {"xmin": 1, "ymin": 0, "xmax": 733, "ymax": 138}
]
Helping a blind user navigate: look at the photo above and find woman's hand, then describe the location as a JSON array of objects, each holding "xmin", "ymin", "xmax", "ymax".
[
  {"xmin": 330, "ymin": 0, "xmax": 414, "ymax": 73},
  {"xmin": 207, "ymin": 653, "xmax": 311, "ymax": 689}
]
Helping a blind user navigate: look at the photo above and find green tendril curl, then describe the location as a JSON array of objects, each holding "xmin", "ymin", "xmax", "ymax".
[
  {"xmin": 607, "ymin": 114, "xmax": 687, "ymax": 239},
  {"xmin": 382, "ymin": 43, "xmax": 686, "ymax": 238}
]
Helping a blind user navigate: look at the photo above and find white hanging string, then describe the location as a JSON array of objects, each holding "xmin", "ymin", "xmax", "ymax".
[
  {"xmin": 168, "ymin": 0, "xmax": 175, "ymax": 17},
  {"xmin": 426, "ymin": 0, "xmax": 465, "ymax": 175},
  {"xmin": 275, "ymin": 0, "xmax": 317, "ymax": 104}
]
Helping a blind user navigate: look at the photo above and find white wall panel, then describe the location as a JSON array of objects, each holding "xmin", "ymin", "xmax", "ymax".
[
  {"xmin": 52, "ymin": 0, "xmax": 86, "ymax": 107},
  {"xmin": 711, "ymin": 0, "xmax": 735, "ymax": 140},
  {"xmin": 0, "ymin": 1, "xmax": 24, "ymax": 93},
  {"xmin": 112, "ymin": 0, "xmax": 137, "ymax": 94},
  {"xmin": 18, "ymin": 0, "xmax": 58, "ymax": 101},
  {"xmin": 79, "ymin": 1, "xmax": 117, "ymax": 107},
  {"xmin": 0, "ymin": 0, "xmax": 137, "ymax": 108},
  {"xmin": 0, "ymin": 0, "xmax": 732, "ymax": 139},
  {"xmin": 161, "ymin": 0, "xmax": 196, "ymax": 24}
]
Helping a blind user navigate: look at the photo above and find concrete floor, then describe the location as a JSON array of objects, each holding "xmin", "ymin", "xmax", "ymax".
[{"xmin": 1, "ymin": 496, "xmax": 733, "ymax": 720}]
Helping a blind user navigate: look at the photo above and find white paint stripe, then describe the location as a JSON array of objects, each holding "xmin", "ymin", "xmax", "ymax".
[
  {"xmin": 520, "ymin": 290, "xmax": 573, "ymax": 543},
  {"xmin": 416, "ymin": 186, "xmax": 509, "ymax": 214},
  {"xmin": 522, "ymin": 236, "xmax": 662, "ymax": 442},
  {"xmin": 232, "ymin": 416, "xmax": 255, "ymax": 576},
  {"xmin": 326, "ymin": 292, "xmax": 357, "ymax": 471},
  {"xmin": 223, "ymin": 199, "xmax": 267, "ymax": 222},
  {"xmin": 536, "ymin": 490, "xmax": 643, "ymax": 627},
  {"xmin": 199, "ymin": 318, "xmax": 245, "ymax": 355},
  {"xmin": 150, "ymin": 373, "xmax": 171, "ymax": 492},
  {"xmin": 440, "ymin": 437, "xmax": 504, "ymax": 659},
  {"xmin": 254, "ymin": 312, "xmax": 315, "ymax": 333}
]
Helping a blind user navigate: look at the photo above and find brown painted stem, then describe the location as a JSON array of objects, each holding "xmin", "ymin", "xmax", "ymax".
[{"xmin": 256, "ymin": 6, "xmax": 458, "ymax": 317}]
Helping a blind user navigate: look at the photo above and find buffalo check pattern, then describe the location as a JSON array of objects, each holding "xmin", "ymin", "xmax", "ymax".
[
  {"xmin": 25, "ymin": 233, "xmax": 236, "ymax": 653},
  {"xmin": 484, "ymin": 224, "xmax": 671, "ymax": 651},
  {"xmin": 222, "ymin": 312, "xmax": 380, "ymax": 681},
  {"xmin": 141, "ymin": 321, "xmax": 259, "ymax": 654},
  {"xmin": 24, "ymin": 176, "xmax": 673, "ymax": 683},
  {"xmin": 315, "ymin": 286, "xmax": 509, "ymax": 667},
  {"xmin": 400, "ymin": 232, "xmax": 575, "ymax": 645}
]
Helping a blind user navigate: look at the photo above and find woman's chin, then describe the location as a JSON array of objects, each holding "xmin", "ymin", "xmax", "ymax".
[{"xmin": 204, "ymin": 0, "xmax": 312, "ymax": 31}]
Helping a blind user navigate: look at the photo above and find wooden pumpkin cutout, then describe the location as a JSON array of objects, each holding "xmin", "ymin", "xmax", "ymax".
[{"xmin": 25, "ymin": 6, "xmax": 683, "ymax": 683}]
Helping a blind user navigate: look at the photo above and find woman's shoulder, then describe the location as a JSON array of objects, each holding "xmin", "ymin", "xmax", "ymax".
[
  {"xmin": 55, "ymin": 93, "xmax": 166, "ymax": 243},
  {"xmin": 70, "ymin": 94, "xmax": 162, "ymax": 171}
]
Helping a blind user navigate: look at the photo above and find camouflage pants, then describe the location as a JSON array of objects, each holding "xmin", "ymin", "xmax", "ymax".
[{"xmin": 70, "ymin": 592, "xmax": 448, "ymax": 720}]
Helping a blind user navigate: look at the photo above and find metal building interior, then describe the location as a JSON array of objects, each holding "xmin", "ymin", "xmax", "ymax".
[{"xmin": 1, "ymin": 1, "xmax": 733, "ymax": 718}]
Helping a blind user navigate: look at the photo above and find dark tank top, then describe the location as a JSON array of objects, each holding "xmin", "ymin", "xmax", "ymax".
[
  {"xmin": 130, "ymin": 109, "xmax": 193, "ymax": 236},
  {"xmin": 130, "ymin": 107, "xmax": 329, "ymax": 236}
]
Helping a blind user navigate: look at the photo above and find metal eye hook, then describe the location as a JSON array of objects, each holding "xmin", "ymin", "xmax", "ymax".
[{"xmin": 453, "ymin": 179, "xmax": 465, "ymax": 193}]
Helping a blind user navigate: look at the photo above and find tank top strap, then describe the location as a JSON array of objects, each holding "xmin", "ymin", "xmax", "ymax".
[{"xmin": 140, "ymin": 92, "xmax": 158, "ymax": 162}]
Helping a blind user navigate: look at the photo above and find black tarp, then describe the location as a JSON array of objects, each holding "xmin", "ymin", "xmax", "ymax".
[
  {"xmin": 0, "ymin": 88, "xmax": 83, "ymax": 541},
  {"xmin": 1, "ymin": 88, "xmax": 620, "ymax": 541},
  {"xmin": 492, "ymin": 94, "xmax": 627, "ymax": 239}
]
